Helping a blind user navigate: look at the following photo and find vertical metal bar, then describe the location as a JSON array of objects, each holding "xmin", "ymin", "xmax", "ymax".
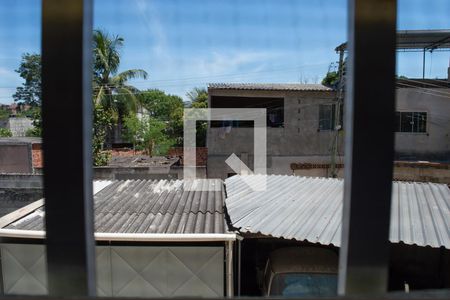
[
  {"xmin": 41, "ymin": 0, "xmax": 95, "ymax": 296},
  {"xmin": 339, "ymin": 0, "xmax": 397, "ymax": 295},
  {"xmin": 422, "ymin": 49, "xmax": 426, "ymax": 79},
  {"xmin": 226, "ymin": 240, "xmax": 234, "ymax": 297}
]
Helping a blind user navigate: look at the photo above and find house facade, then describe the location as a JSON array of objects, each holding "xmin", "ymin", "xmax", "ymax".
[
  {"xmin": 394, "ymin": 79, "xmax": 450, "ymax": 162},
  {"xmin": 207, "ymin": 82, "xmax": 450, "ymax": 179}
]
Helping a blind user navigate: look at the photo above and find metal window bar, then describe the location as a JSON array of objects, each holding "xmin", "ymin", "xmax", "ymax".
[
  {"xmin": 339, "ymin": 0, "xmax": 397, "ymax": 296},
  {"xmin": 41, "ymin": 0, "xmax": 96, "ymax": 296}
]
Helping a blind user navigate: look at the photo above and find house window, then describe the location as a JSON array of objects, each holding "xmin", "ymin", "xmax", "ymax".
[
  {"xmin": 210, "ymin": 96, "xmax": 284, "ymax": 128},
  {"xmin": 319, "ymin": 104, "xmax": 344, "ymax": 131},
  {"xmin": 395, "ymin": 112, "xmax": 427, "ymax": 133},
  {"xmin": 319, "ymin": 104, "xmax": 335, "ymax": 131}
]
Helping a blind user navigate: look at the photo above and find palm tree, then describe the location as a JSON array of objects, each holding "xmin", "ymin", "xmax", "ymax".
[{"xmin": 92, "ymin": 30, "xmax": 148, "ymax": 142}]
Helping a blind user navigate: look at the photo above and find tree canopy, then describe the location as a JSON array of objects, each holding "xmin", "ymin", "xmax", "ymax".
[
  {"xmin": 92, "ymin": 30, "xmax": 148, "ymax": 121},
  {"xmin": 187, "ymin": 87, "xmax": 208, "ymax": 108},
  {"xmin": 140, "ymin": 89, "xmax": 184, "ymax": 146},
  {"xmin": 13, "ymin": 53, "xmax": 41, "ymax": 106}
]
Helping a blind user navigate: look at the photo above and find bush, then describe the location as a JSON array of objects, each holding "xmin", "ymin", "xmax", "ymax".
[{"xmin": 0, "ymin": 128, "xmax": 12, "ymax": 137}]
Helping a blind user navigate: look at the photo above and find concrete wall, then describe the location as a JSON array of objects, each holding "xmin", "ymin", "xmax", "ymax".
[
  {"xmin": 7, "ymin": 118, "xmax": 33, "ymax": 137},
  {"xmin": 395, "ymin": 88, "xmax": 450, "ymax": 161},
  {"xmin": 93, "ymin": 166, "xmax": 207, "ymax": 180},
  {"xmin": 207, "ymin": 88, "xmax": 450, "ymax": 179},
  {"xmin": 0, "ymin": 244, "xmax": 225, "ymax": 297},
  {"xmin": 0, "ymin": 144, "xmax": 32, "ymax": 173},
  {"xmin": 291, "ymin": 163, "xmax": 450, "ymax": 184},
  {"xmin": 207, "ymin": 89, "xmax": 342, "ymax": 179},
  {"xmin": 0, "ymin": 174, "xmax": 43, "ymax": 216}
]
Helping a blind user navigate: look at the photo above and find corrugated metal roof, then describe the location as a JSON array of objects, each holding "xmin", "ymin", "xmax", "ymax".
[
  {"xmin": 6, "ymin": 179, "xmax": 227, "ymax": 234},
  {"xmin": 225, "ymin": 175, "xmax": 450, "ymax": 249},
  {"xmin": 337, "ymin": 30, "xmax": 450, "ymax": 51},
  {"xmin": 208, "ymin": 83, "xmax": 332, "ymax": 91}
]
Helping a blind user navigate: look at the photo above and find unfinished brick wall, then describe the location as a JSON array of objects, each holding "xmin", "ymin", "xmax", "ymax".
[
  {"xmin": 168, "ymin": 147, "xmax": 208, "ymax": 166},
  {"xmin": 110, "ymin": 149, "xmax": 145, "ymax": 157},
  {"xmin": 31, "ymin": 143, "xmax": 43, "ymax": 168}
]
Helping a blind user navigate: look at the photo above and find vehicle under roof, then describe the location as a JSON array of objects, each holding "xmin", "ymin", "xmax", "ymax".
[{"xmin": 268, "ymin": 247, "xmax": 338, "ymax": 274}]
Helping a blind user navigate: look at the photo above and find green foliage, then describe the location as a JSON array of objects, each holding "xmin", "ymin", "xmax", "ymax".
[
  {"xmin": 322, "ymin": 60, "xmax": 347, "ymax": 88},
  {"xmin": 187, "ymin": 87, "xmax": 208, "ymax": 108},
  {"xmin": 25, "ymin": 107, "xmax": 42, "ymax": 137},
  {"xmin": 0, "ymin": 107, "xmax": 10, "ymax": 120},
  {"xmin": 124, "ymin": 114, "xmax": 174, "ymax": 156},
  {"xmin": 0, "ymin": 128, "xmax": 12, "ymax": 137},
  {"xmin": 92, "ymin": 30, "xmax": 148, "ymax": 125},
  {"xmin": 13, "ymin": 53, "xmax": 42, "ymax": 106},
  {"xmin": 321, "ymin": 70, "xmax": 339, "ymax": 87},
  {"xmin": 93, "ymin": 104, "xmax": 114, "ymax": 166},
  {"xmin": 140, "ymin": 89, "xmax": 184, "ymax": 146},
  {"xmin": 186, "ymin": 87, "xmax": 208, "ymax": 146},
  {"xmin": 25, "ymin": 127, "xmax": 41, "ymax": 137}
]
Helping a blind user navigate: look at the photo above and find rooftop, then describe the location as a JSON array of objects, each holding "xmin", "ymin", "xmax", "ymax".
[
  {"xmin": 107, "ymin": 155, "xmax": 179, "ymax": 168},
  {"xmin": 336, "ymin": 29, "xmax": 450, "ymax": 51},
  {"xmin": 2, "ymin": 179, "xmax": 227, "ymax": 235},
  {"xmin": 208, "ymin": 83, "xmax": 332, "ymax": 91},
  {"xmin": 225, "ymin": 175, "xmax": 450, "ymax": 249}
]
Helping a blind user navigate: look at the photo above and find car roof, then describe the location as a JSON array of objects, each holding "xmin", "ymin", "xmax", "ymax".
[{"xmin": 269, "ymin": 247, "xmax": 338, "ymax": 274}]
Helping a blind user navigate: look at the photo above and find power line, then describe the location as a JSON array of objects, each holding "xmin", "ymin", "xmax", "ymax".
[{"xmin": 0, "ymin": 62, "xmax": 329, "ymax": 90}]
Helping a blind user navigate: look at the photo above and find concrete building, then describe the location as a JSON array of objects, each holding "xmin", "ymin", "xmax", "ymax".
[
  {"xmin": 207, "ymin": 83, "xmax": 342, "ymax": 179},
  {"xmin": 0, "ymin": 117, "xmax": 33, "ymax": 137},
  {"xmin": 395, "ymin": 79, "xmax": 450, "ymax": 161},
  {"xmin": 207, "ymin": 81, "xmax": 450, "ymax": 179}
]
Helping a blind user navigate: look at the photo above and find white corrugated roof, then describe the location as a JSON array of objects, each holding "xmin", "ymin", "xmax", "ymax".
[{"xmin": 225, "ymin": 175, "xmax": 450, "ymax": 249}]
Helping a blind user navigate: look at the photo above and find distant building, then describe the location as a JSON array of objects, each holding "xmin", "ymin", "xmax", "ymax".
[
  {"xmin": 0, "ymin": 137, "xmax": 42, "ymax": 174},
  {"xmin": 394, "ymin": 78, "xmax": 450, "ymax": 162},
  {"xmin": 0, "ymin": 117, "xmax": 34, "ymax": 137},
  {"xmin": 92, "ymin": 148, "xmax": 208, "ymax": 180},
  {"xmin": 207, "ymin": 83, "xmax": 342, "ymax": 179},
  {"xmin": 207, "ymin": 81, "xmax": 450, "ymax": 179}
]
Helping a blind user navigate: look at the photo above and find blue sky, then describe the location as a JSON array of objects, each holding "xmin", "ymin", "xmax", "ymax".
[{"xmin": 0, "ymin": 0, "xmax": 449, "ymax": 104}]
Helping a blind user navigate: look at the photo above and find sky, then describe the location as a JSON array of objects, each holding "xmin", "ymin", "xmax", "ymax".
[{"xmin": 0, "ymin": 0, "xmax": 449, "ymax": 104}]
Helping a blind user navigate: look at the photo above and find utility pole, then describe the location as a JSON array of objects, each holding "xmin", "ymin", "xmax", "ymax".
[{"xmin": 329, "ymin": 47, "xmax": 345, "ymax": 178}]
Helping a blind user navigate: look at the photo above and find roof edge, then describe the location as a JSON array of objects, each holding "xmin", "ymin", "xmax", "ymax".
[
  {"xmin": 0, "ymin": 229, "xmax": 237, "ymax": 242},
  {"xmin": 0, "ymin": 199, "xmax": 44, "ymax": 229}
]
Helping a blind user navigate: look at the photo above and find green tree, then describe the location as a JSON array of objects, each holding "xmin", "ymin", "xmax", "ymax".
[
  {"xmin": 0, "ymin": 128, "xmax": 12, "ymax": 137},
  {"xmin": 187, "ymin": 87, "xmax": 208, "ymax": 108},
  {"xmin": 93, "ymin": 30, "xmax": 148, "ymax": 126},
  {"xmin": 140, "ymin": 89, "xmax": 184, "ymax": 145},
  {"xmin": 25, "ymin": 107, "xmax": 42, "ymax": 137},
  {"xmin": 186, "ymin": 87, "xmax": 208, "ymax": 146},
  {"xmin": 322, "ymin": 70, "xmax": 339, "ymax": 87},
  {"xmin": 92, "ymin": 104, "xmax": 114, "ymax": 166},
  {"xmin": 13, "ymin": 53, "xmax": 41, "ymax": 106},
  {"xmin": 124, "ymin": 114, "xmax": 174, "ymax": 156},
  {"xmin": 0, "ymin": 107, "xmax": 10, "ymax": 120}
]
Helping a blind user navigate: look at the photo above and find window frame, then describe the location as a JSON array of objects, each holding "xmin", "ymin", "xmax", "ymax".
[
  {"xmin": 395, "ymin": 110, "xmax": 428, "ymax": 134},
  {"xmin": 318, "ymin": 103, "xmax": 336, "ymax": 131},
  {"xmin": 37, "ymin": 0, "xmax": 447, "ymax": 299}
]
